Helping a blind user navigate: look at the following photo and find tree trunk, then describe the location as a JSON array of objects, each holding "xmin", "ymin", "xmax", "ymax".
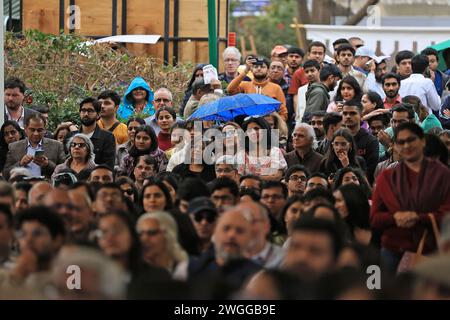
[{"xmin": 343, "ymin": 0, "xmax": 380, "ymax": 25}]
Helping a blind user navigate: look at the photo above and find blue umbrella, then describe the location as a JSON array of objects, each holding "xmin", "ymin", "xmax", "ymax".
[{"xmin": 187, "ymin": 93, "xmax": 281, "ymax": 121}]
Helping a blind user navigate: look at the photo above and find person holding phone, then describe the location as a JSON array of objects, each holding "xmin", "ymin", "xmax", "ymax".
[{"xmin": 3, "ymin": 114, "xmax": 66, "ymax": 180}]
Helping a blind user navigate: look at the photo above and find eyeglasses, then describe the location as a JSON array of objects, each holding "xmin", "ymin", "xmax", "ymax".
[
  {"xmin": 154, "ymin": 98, "xmax": 171, "ymax": 103},
  {"xmin": 289, "ymin": 175, "xmax": 307, "ymax": 182},
  {"xmin": 332, "ymin": 141, "xmax": 349, "ymax": 147},
  {"xmin": 215, "ymin": 167, "xmax": 235, "ymax": 174},
  {"xmin": 193, "ymin": 212, "xmax": 217, "ymax": 224},
  {"xmin": 80, "ymin": 108, "xmax": 97, "ymax": 114},
  {"xmin": 395, "ymin": 136, "xmax": 418, "ymax": 146},
  {"xmin": 138, "ymin": 228, "xmax": 162, "ymax": 237},
  {"xmin": 15, "ymin": 228, "xmax": 48, "ymax": 239},
  {"xmin": 70, "ymin": 142, "xmax": 87, "ymax": 149}
]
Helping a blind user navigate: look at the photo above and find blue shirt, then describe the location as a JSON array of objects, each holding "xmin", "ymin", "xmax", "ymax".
[{"xmin": 26, "ymin": 139, "xmax": 44, "ymax": 177}]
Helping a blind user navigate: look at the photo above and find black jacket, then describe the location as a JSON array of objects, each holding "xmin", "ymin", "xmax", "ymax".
[
  {"xmin": 65, "ymin": 125, "xmax": 116, "ymax": 170},
  {"xmin": 353, "ymin": 127, "xmax": 379, "ymax": 184}
]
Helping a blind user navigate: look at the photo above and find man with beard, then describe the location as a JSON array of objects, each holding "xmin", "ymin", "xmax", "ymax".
[
  {"xmin": 366, "ymin": 58, "xmax": 389, "ymax": 99},
  {"xmin": 310, "ymin": 111, "xmax": 326, "ymax": 143},
  {"xmin": 305, "ymin": 65, "xmax": 341, "ymax": 115},
  {"xmin": 6, "ymin": 206, "xmax": 65, "ymax": 289},
  {"xmin": 97, "ymin": 90, "xmax": 128, "ymax": 145},
  {"xmin": 4, "ymin": 77, "xmax": 39, "ymax": 129},
  {"xmin": 295, "ymin": 59, "xmax": 321, "ymax": 123},
  {"xmin": 133, "ymin": 155, "xmax": 157, "ymax": 191},
  {"xmin": 244, "ymin": 201, "xmax": 284, "ymax": 269},
  {"xmin": 285, "ymin": 47, "xmax": 304, "ymax": 85},
  {"xmin": 342, "ymin": 100, "xmax": 379, "ymax": 183},
  {"xmin": 66, "ymin": 98, "xmax": 116, "ymax": 170},
  {"xmin": 188, "ymin": 205, "xmax": 261, "ymax": 290},
  {"xmin": 227, "ymin": 56, "xmax": 288, "ymax": 121},
  {"xmin": 382, "ymin": 73, "xmax": 402, "ymax": 109},
  {"xmin": 285, "ymin": 165, "xmax": 309, "ymax": 197},
  {"xmin": 335, "ymin": 44, "xmax": 367, "ymax": 92},
  {"xmin": 283, "ymin": 217, "xmax": 343, "ymax": 281}
]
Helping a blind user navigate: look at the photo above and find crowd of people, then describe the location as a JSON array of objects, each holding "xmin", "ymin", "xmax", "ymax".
[{"xmin": 0, "ymin": 36, "xmax": 450, "ymax": 300}]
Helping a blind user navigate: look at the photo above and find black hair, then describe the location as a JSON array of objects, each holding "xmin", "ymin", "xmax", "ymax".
[
  {"xmin": 303, "ymin": 203, "xmax": 345, "ymax": 227},
  {"xmin": 115, "ymin": 176, "xmax": 139, "ymax": 204},
  {"xmin": 310, "ymin": 111, "xmax": 326, "ymax": 118},
  {"xmin": 367, "ymin": 113, "xmax": 390, "ymax": 128},
  {"xmin": 79, "ymin": 97, "xmax": 101, "ymax": 114},
  {"xmin": 323, "ymin": 112, "xmax": 343, "ymax": 134},
  {"xmin": 0, "ymin": 120, "xmax": 25, "ymax": 148},
  {"xmin": 421, "ymin": 47, "xmax": 439, "ymax": 60},
  {"xmin": 4, "ymin": 77, "xmax": 26, "ymax": 93},
  {"xmin": 126, "ymin": 117, "xmax": 146, "ymax": 127},
  {"xmin": 241, "ymin": 116, "xmax": 273, "ymax": 152},
  {"xmin": 287, "ymin": 47, "xmax": 305, "ymax": 57},
  {"xmin": 208, "ymin": 177, "xmax": 239, "ymax": 198},
  {"xmin": 343, "ymin": 99, "xmax": 363, "ymax": 114},
  {"xmin": 32, "ymin": 104, "xmax": 50, "ymax": 114},
  {"xmin": 332, "ymin": 167, "xmax": 371, "ymax": 198},
  {"xmin": 323, "ymin": 128, "xmax": 359, "ymax": 174},
  {"xmin": 135, "ymin": 155, "xmax": 158, "ymax": 172},
  {"xmin": 239, "ymin": 188, "xmax": 261, "ymax": 201},
  {"xmin": 239, "ymin": 174, "xmax": 262, "ymax": 184},
  {"xmin": 315, "ymin": 268, "xmax": 372, "ymax": 300},
  {"xmin": 332, "ymin": 38, "xmax": 350, "ymax": 48},
  {"xmin": 424, "ymin": 134, "xmax": 448, "ymax": 165},
  {"xmin": 261, "ymin": 180, "xmax": 288, "ymax": 198},
  {"xmin": 334, "ymin": 75, "xmax": 362, "ymax": 103},
  {"xmin": 304, "ymin": 185, "xmax": 335, "ymax": 206},
  {"xmin": 155, "ymin": 106, "xmax": 177, "ymax": 122},
  {"xmin": 280, "ymin": 194, "xmax": 305, "ymax": 233},
  {"xmin": 0, "ymin": 203, "xmax": 13, "ymax": 227},
  {"xmin": 336, "ymin": 44, "xmax": 355, "ymax": 56},
  {"xmin": 15, "ymin": 206, "xmax": 66, "ymax": 239},
  {"xmin": 155, "ymin": 172, "xmax": 180, "ymax": 192},
  {"xmin": 391, "ymin": 103, "xmax": 415, "ymax": 120},
  {"xmin": 395, "ymin": 50, "xmax": 414, "ymax": 65},
  {"xmin": 381, "ymin": 72, "xmax": 401, "ymax": 86},
  {"xmin": 302, "ymin": 59, "xmax": 321, "ymax": 71},
  {"xmin": 412, "ymin": 54, "xmax": 429, "ymax": 74},
  {"xmin": 98, "ymin": 210, "xmax": 142, "ymax": 273},
  {"xmin": 319, "ymin": 64, "xmax": 342, "ymax": 82},
  {"xmin": 140, "ymin": 178, "xmax": 173, "ymax": 212},
  {"xmin": 98, "ymin": 90, "xmax": 122, "ymax": 106},
  {"xmin": 187, "ymin": 63, "xmax": 207, "ymax": 90},
  {"xmin": 393, "ymin": 122, "xmax": 425, "ymax": 142},
  {"xmin": 68, "ymin": 181, "xmax": 96, "ymax": 202},
  {"xmin": 91, "ymin": 164, "xmax": 114, "ymax": 174},
  {"xmin": 129, "ymin": 125, "xmax": 159, "ymax": 157},
  {"xmin": 14, "ymin": 181, "xmax": 33, "ymax": 193},
  {"xmin": 337, "ymin": 184, "xmax": 371, "ymax": 233},
  {"xmin": 24, "ymin": 113, "xmax": 46, "ymax": 128},
  {"xmin": 291, "ymin": 217, "xmax": 344, "ymax": 259},
  {"xmin": 285, "ymin": 164, "xmax": 310, "ymax": 182},
  {"xmin": 308, "ymin": 41, "xmax": 326, "ymax": 53},
  {"xmin": 94, "ymin": 182, "xmax": 123, "ymax": 199},
  {"xmin": 177, "ymin": 177, "xmax": 210, "ymax": 202},
  {"xmin": 364, "ymin": 91, "xmax": 384, "ymax": 110}
]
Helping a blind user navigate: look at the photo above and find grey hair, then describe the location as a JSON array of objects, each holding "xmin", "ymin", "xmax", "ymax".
[
  {"xmin": 137, "ymin": 211, "xmax": 188, "ymax": 264},
  {"xmin": 222, "ymin": 46, "xmax": 242, "ymax": 61},
  {"xmin": 154, "ymin": 87, "xmax": 173, "ymax": 101},
  {"xmin": 294, "ymin": 122, "xmax": 318, "ymax": 149},
  {"xmin": 51, "ymin": 245, "xmax": 126, "ymax": 299},
  {"xmin": 66, "ymin": 133, "xmax": 95, "ymax": 162}
]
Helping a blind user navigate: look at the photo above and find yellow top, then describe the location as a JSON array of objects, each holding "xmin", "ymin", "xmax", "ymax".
[{"xmin": 97, "ymin": 120, "xmax": 129, "ymax": 145}]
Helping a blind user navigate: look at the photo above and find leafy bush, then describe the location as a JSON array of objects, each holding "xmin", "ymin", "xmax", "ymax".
[{"xmin": 5, "ymin": 30, "xmax": 192, "ymax": 131}]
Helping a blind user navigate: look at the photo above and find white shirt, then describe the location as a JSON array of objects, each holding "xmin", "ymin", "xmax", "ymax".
[
  {"xmin": 296, "ymin": 84, "xmax": 309, "ymax": 123},
  {"xmin": 250, "ymin": 242, "xmax": 284, "ymax": 269},
  {"xmin": 26, "ymin": 139, "xmax": 44, "ymax": 177},
  {"xmin": 366, "ymin": 72, "xmax": 386, "ymax": 99},
  {"xmin": 399, "ymin": 74, "xmax": 441, "ymax": 111}
]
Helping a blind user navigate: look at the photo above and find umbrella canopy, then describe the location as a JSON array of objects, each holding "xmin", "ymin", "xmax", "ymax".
[
  {"xmin": 425, "ymin": 39, "xmax": 450, "ymax": 72},
  {"xmin": 187, "ymin": 93, "xmax": 281, "ymax": 121}
]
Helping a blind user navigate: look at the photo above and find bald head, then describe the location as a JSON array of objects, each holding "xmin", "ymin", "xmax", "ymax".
[
  {"xmin": 213, "ymin": 206, "xmax": 252, "ymax": 265},
  {"xmin": 28, "ymin": 182, "xmax": 53, "ymax": 206}
]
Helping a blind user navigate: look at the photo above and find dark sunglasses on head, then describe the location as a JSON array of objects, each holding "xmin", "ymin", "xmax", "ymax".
[{"xmin": 193, "ymin": 211, "xmax": 217, "ymax": 224}]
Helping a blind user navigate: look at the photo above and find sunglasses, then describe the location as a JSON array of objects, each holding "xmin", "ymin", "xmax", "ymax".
[
  {"xmin": 122, "ymin": 189, "xmax": 134, "ymax": 196},
  {"xmin": 193, "ymin": 211, "xmax": 217, "ymax": 224}
]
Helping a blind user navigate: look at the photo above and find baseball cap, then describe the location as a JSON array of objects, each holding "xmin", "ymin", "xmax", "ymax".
[
  {"xmin": 187, "ymin": 196, "xmax": 218, "ymax": 216},
  {"xmin": 271, "ymin": 45, "xmax": 288, "ymax": 56},
  {"xmin": 355, "ymin": 46, "xmax": 390, "ymax": 64}
]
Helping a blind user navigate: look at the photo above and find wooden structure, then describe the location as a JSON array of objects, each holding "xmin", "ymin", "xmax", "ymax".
[{"xmin": 22, "ymin": 0, "xmax": 230, "ymax": 68}]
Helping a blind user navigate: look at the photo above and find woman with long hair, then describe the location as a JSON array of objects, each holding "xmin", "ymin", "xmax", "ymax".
[
  {"xmin": 0, "ymin": 120, "xmax": 25, "ymax": 171},
  {"xmin": 319, "ymin": 128, "xmax": 366, "ymax": 177},
  {"xmin": 235, "ymin": 116, "xmax": 287, "ymax": 181},
  {"xmin": 155, "ymin": 106, "xmax": 177, "ymax": 151},
  {"xmin": 327, "ymin": 76, "xmax": 363, "ymax": 113},
  {"xmin": 118, "ymin": 125, "xmax": 167, "ymax": 176},
  {"xmin": 116, "ymin": 117, "xmax": 146, "ymax": 166},
  {"xmin": 332, "ymin": 166, "xmax": 372, "ymax": 198},
  {"xmin": 140, "ymin": 178, "xmax": 173, "ymax": 214}
]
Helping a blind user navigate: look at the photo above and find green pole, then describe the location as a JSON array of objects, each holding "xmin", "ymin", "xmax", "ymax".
[{"xmin": 207, "ymin": 0, "xmax": 218, "ymax": 68}]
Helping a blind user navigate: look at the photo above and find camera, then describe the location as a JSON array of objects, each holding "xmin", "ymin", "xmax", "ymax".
[{"xmin": 253, "ymin": 58, "xmax": 265, "ymax": 66}]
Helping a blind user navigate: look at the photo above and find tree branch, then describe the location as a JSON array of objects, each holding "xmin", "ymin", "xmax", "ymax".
[{"xmin": 343, "ymin": 0, "xmax": 380, "ymax": 26}]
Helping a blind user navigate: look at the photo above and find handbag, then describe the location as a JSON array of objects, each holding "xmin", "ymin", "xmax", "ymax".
[{"xmin": 396, "ymin": 213, "xmax": 441, "ymax": 274}]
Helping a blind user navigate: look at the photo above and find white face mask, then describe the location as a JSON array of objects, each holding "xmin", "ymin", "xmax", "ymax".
[{"xmin": 214, "ymin": 89, "xmax": 224, "ymax": 95}]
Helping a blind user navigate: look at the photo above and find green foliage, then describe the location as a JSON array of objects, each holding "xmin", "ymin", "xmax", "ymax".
[
  {"xmin": 5, "ymin": 30, "xmax": 192, "ymax": 131},
  {"xmin": 230, "ymin": 0, "xmax": 298, "ymax": 57}
]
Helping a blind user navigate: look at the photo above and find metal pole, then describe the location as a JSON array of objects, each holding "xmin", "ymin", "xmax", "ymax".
[
  {"xmin": 207, "ymin": 0, "xmax": 218, "ymax": 68},
  {"xmin": 1, "ymin": 0, "xmax": 4, "ymax": 126}
]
